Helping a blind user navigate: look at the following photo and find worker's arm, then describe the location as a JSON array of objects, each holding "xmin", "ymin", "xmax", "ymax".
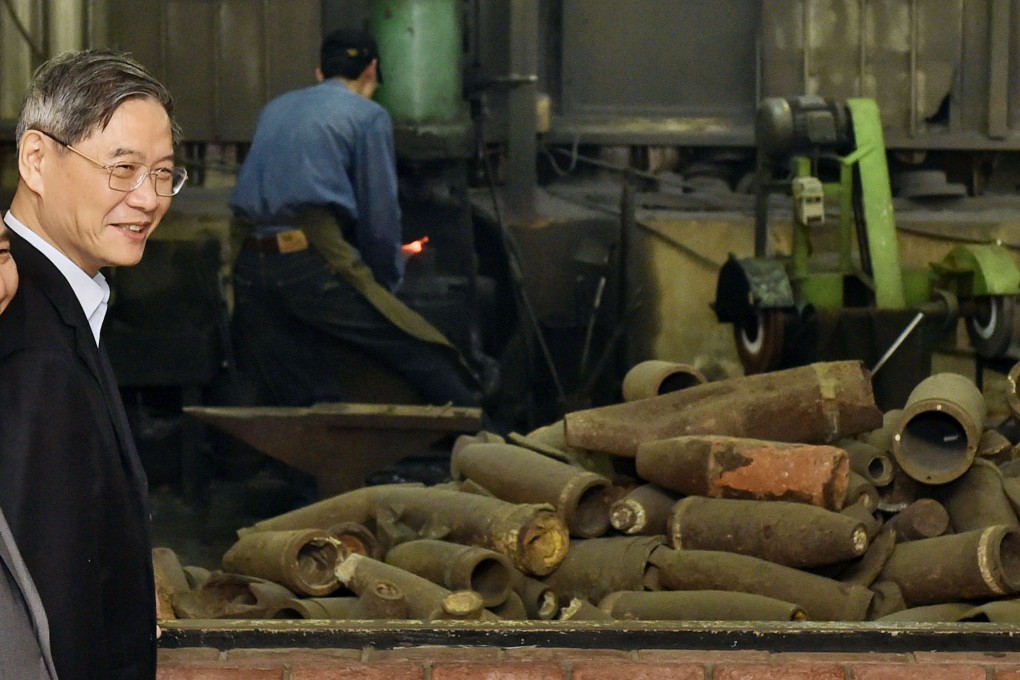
[{"xmin": 352, "ymin": 109, "xmax": 404, "ymax": 291}]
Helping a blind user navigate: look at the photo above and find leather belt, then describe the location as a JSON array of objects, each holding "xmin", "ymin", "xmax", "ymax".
[{"xmin": 242, "ymin": 229, "xmax": 309, "ymax": 254}]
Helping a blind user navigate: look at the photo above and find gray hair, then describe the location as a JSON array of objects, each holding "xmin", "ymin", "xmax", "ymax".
[{"xmin": 16, "ymin": 49, "xmax": 181, "ymax": 147}]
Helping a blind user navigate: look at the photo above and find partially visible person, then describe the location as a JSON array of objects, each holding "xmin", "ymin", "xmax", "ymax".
[
  {"xmin": 0, "ymin": 222, "xmax": 59, "ymax": 679},
  {"xmin": 0, "ymin": 49, "xmax": 187, "ymax": 680},
  {"xmin": 229, "ymin": 27, "xmax": 491, "ymax": 409}
]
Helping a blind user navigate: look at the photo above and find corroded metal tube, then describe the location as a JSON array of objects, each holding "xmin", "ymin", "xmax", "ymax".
[
  {"xmin": 838, "ymin": 439, "xmax": 896, "ymax": 487},
  {"xmin": 334, "ymin": 553, "xmax": 497, "ymax": 621},
  {"xmin": 242, "ymin": 485, "xmax": 569, "ymax": 577},
  {"xmin": 327, "ymin": 521, "xmax": 382, "ymax": 559},
  {"xmin": 564, "ymin": 361, "xmax": 882, "ymax": 457},
  {"xmin": 221, "ymin": 529, "xmax": 344, "ymax": 597},
  {"xmin": 609, "ymin": 483, "xmax": 680, "ymax": 535},
  {"xmin": 385, "ymin": 539, "xmax": 516, "ymax": 607},
  {"xmin": 635, "ymin": 435, "xmax": 849, "ymax": 510},
  {"xmin": 668, "ymin": 496, "xmax": 869, "ymax": 568},
  {"xmin": 598, "ymin": 589, "xmax": 807, "ymax": 622},
  {"xmin": 541, "ymin": 535, "xmax": 665, "ymax": 605},
  {"xmin": 649, "ymin": 547, "xmax": 873, "ymax": 621},
  {"xmin": 892, "ymin": 372, "xmax": 987, "ymax": 484},
  {"xmin": 350, "ymin": 578, "xmax": 409, "ymax": 619},
  {"xmin": 1008, "ymin": 360, "xmax": 1020, "ymax": 421},
  {"xmin": 512, "ymin": 575, "xmax": 559, "ymax": 620},
  {"xmin": 881, "ymin": 498, "xmax": 950, "ymax": 542},
  {"xmin": 451, "ymin": 436, "xmax": 612, "ymax": 538},
  {"xmin": 878, "ymin": 525, "xmax": 1020, "ymax": 605},
  {"xmin": 171, "ymin": 573, "xmax": 296, "ymax": 619},
  {"xmin": 621, "ymin": 360, "xmax": 707, "ymax": 402}
]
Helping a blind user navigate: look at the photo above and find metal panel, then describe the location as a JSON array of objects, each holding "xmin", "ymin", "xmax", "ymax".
[
  {"xmin": 559, "ymin": 0, "xmax": 760, "ymax": 118},
  {"xmin": 105, "ymin": 0, "xmax": 319, "ymax": 142},
  {"xmin": 762, "ymin": 0, "xmax": 964, "ymax": 146}
]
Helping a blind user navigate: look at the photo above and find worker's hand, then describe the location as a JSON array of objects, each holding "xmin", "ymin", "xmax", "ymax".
[{"xmin": 401, "ymin": 236, "xmax": 429, "ymax": 259}]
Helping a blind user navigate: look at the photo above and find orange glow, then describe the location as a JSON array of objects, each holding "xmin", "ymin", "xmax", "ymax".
[{"xmin": 401, "ymin": 236, "xmax": 430, "ymax": 256}]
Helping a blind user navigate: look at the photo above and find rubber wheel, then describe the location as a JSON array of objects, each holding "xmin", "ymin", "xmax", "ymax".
[
  {"xmin": 735, "ymin": 309, "xmax": 786, "ymax": 374},
  {"xmin": 967, "ymin": 295, "xmax": 1015, "ymax": 358}
]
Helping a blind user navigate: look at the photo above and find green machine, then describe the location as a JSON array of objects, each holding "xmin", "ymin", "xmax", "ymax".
[{"xmin": 713, "ymin": 96, "xmax": 1020, "ymax": 408}]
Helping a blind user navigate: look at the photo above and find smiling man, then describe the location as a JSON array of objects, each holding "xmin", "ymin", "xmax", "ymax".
[{"xmin": 0, "ymin": 50, "xmax": 185, "ymax": 680}]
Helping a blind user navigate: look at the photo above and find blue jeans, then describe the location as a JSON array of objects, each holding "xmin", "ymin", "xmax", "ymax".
[{"xmin": 232, "ymin": 247, "xmax": 482, "ymax": 408}]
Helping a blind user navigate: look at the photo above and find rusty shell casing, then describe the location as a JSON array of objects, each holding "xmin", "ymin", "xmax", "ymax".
[
  {"xmin": 635, "ymin": 435, "xmax": 849, "ymax": 510},
  {"xmin": 598, "ymin": 589, "xmax": 807, "ymax": 622},
  {"xmin": 979, "ymin": 429, "xmax": 1013, "ymax": 460},
  {"xmin": 171, "ymin": 573, "xmax": 296, "ymax": 619},
  {"xmin": 878, "ymin": 525, "xmax": 1020, "ymax": 606},
  {"xmin": 490, "ymin": 590, "xmax": 529, "ymax": 619},
  {"xmin": 513, "ymin": 575, "xmax": 559, "ymax": 620},
  {"xmin": 609, "ymin": 483, "xmax": 680, "ymax": 535},
  {"xmin": 221, "ymin": 529, "xmax": 344, "ymax": 597},
  {"xmin": 859, "ymin": 409, "xmax": 903, "ymax": 453},
  {"xmin": 558, "ymin": 597, "xmax": 613, "ymax": 621},
  {"xmin": 840, "ymin": 498, "xmax": 882, "ymax": 540},
  {"xmin": 152, "ymin": 548, "xmax": 189, "ymax": 621},
  {"xmin": 251, "ymin": 485, "xmax": 568, "ymax": 577},
  {"xmin": 838, "ymin": 526, "xmax": 897, "ymax": 588},
  {"xmin": 845, "ymin": 471, "xmax": 879, "ymax": 513},
  {"xmin": 942, "ymin": 458, "xmax": 1020, "ymax": 533},
  {"xmin": 881, "ymin": 498, "xmax": 950, "ymax": 543},
  {"xmin": 335, "ymin": 553, "xmax": 496, "ymax": 621},
  {"xmin": 240, "ymin": 483, "xmax": 423, "ymax": 536},
  {"xmin": 541, "ymin": 535, "xmax": 665, "ymax": 605},
  {"xmin": 876, "ymin": 467, "xmax": 920, "ymax": 514},
  {"xmin": 451, "ymin": 437, "xmax": 612, "ymax": 538},
  {"xmin": 272, "ymin": 597, "xmax": 359, "ymax": 619},
  {"xmin": 669, "ymin": 496, "xmax": 869, "ymax": 569},
  {"xmin": 868, "ymin": 580, "xmax": 907, "ymax": 620},
  {"xmin": 892, "ymin": 372, "xmax": 987, "ymax": 484},
  {"xmin": 350, "ymin": 578, "xmax": 409, "ymax": 620},
  {"xmin": 564, "ymin": 360, "xmax": 882, "ymax": 457},
  {"xmin": 649, "ymin": 546, "xmax": 873, "ymax": 621},
  {"xmin": 384, "ymin": 539, "xmax": 515, "ymax": 607},
  {"xmin": 838, "ymin": 439, "xmax": 896, "ymax": 487},
  {"xmin": 327, "ymin": 521, "xmax": 383, "ymax": 559},
  {"xmin": 622, "ymin": 360, "xmax": 707, "ymax": 402}
]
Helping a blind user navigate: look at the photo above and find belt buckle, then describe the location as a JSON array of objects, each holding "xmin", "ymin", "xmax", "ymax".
[{"xmin": 275, "ymin": 230, "xmax": 309, "ymax": 254}]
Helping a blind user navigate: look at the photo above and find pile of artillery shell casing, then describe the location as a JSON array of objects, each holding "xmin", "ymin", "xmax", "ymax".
[{"xmin": 153, "ymin": 359, "xmax": 1020, "ymax": 624}]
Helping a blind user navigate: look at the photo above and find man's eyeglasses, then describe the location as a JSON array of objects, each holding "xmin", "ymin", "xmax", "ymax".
[{"xmin": 34, "ymin": 129, "xmax": 188, "ymax": 197}]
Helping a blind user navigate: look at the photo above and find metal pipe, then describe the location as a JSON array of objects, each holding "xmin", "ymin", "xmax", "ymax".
[{"xmin": 221, "ymin": 529, "xmax": 345, "ymax": 597}]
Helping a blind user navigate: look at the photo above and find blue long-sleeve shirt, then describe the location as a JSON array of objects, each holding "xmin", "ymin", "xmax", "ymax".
[{"xmin": 230, "ymin": 79, "xmax": 404, "ymax": 290}]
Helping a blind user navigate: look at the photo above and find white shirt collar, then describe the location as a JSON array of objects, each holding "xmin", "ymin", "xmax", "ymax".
[{"xmin": 4, "ymin": 210, "xmax": 110, "ymax": 346}]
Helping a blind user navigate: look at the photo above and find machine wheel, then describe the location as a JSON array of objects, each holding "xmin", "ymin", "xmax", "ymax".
[
  {"xmin": 967, "ymin": 295, "xmax": 1015, "ymax": 358},
  {"xmin": 734, "ymin": 309, "xmax": 786, "ymax": 374}
]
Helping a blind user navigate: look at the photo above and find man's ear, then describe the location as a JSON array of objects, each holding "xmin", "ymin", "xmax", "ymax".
[
  {"xmin": 17, "ymin": 130, "xmax": 49, "ymax": 195},
  {"xmin": 315, "ymin": 67, "xmax": 325, "ymax": 83}
]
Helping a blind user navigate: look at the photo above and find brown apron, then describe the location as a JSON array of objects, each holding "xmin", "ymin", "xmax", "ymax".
[{"xmin": 231, "ymin": 210, "xmax": 477, "ymax": 379}]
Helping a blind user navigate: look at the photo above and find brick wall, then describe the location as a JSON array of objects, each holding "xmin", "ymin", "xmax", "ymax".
[{"xmin": 157, "ymin": 646, "xmax": 1020, "ymax": 680}]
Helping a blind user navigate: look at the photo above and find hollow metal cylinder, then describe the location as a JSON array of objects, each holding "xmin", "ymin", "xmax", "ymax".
[
  {"xmin": 622, "ymin": 360, "xmax": 707, "ymax": 401},
  {"xmin": 351, "ymin": 578, "xmax": 409, "ymax": 620},
  {"xmin": 609, "ymin": 483, "xmax": 679, "ymax": 535},
  {"xmin": 649, "ymin": 547, "xmax": 873, "ymax": 621},
  {"xmin": 598, "ymin": 589, "xmax": 807, "ymax": 622},
  {"xmin": 669, "ymin": 496, "xmax": 869, "ymax": 568},
  {"xmin": 451, "ymin": 437, "xmax": 612, "ymax": 538},
  {"xmin": 385, "ymin": 539, "xmax": 515, "ymax": 607},
  {"xmin": 892, "ymin": 372, "xmax": 987, "ymax": 484},
  {"xmin": 221, "ymin": 529, "xmax": 344, "ymax": 597},
  {"xmin": 512, "ymin": 575, "xmax": 559, "ymax": 620},
  {"xmin": 636, "ymin": 435, "xmax": 849, "ymax": 510},
  {"xmin": 838, "ymin": 439, "xmax": 896, "ymax": 487},
  {"xmin": 878, "ymin": 525, "xmax": 1020, "ymax": 605},
  {"xmin": 558, "ymin": 597, "xmax": 613, "ymax": 621},
  {"xmin": 565, "ymin": 361, "xmax": 882, "ymax": 457}
]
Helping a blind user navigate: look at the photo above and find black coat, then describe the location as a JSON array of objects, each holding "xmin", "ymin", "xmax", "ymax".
[{"xmin": 0, "ymin": 226, "xmax": 156, "ymax": 680}]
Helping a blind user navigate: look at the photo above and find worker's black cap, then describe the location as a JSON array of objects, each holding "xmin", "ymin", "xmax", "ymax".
[{"xmin": 320, "ymin": 27, "xmax": 383, "ymax": 83}]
